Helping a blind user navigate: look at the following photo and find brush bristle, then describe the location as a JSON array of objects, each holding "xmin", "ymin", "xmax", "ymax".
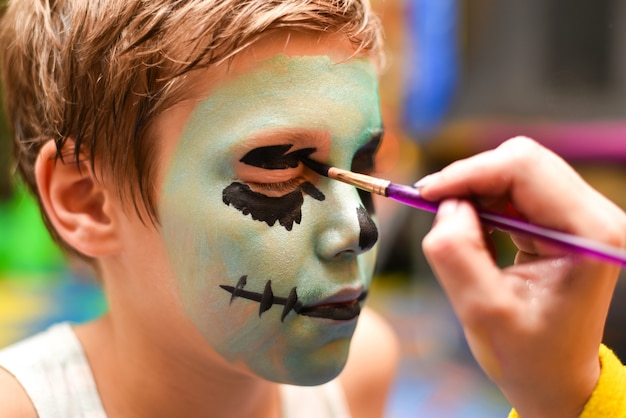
[{"xmin": 300, "ymin": 158, "xmax": 330, "ymax": 177}]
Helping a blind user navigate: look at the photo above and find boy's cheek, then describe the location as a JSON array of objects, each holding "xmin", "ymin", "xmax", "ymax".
[{"xmin": 359, "ymin": 241, "xmax": 379, "ymax": 282}]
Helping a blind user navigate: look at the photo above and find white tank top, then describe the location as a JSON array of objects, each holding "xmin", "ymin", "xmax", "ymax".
[{"xmin": 0, "ymin": 323, "xmax": 351, "ymax": 418}]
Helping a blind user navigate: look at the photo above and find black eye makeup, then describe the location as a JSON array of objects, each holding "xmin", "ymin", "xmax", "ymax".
[
  {"xmin": 350, "ymin": 129, "xmax": 383, "ymax": 174},
  {"xmin": 224, "ymin": 144, "xmax": 325, "ymax": 230},
  {"xmin": 350, "ymin": 129, "xmax": 384, "ymax": 214},
  {"xmin": 237, "ymin": 144, "xmax": 315, "ymax": 195},
  {"xmin": 225, "ymin": 128, "xmax": 384, "ymax": 227},
  {"xmin": 240, "ymin": 144, "xmax": 316, "ymax": 170}
]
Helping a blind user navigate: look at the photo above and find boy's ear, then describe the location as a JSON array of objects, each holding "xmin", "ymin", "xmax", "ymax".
[{"xmin": 35, "ymin": 140, "xmax": 121, "ymax": 258}]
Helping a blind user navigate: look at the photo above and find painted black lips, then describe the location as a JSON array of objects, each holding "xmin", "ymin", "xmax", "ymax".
[
  {"xmin": 220, "ymin": 276, "xmax": 367, "ymax": 321},
  {"xmin": 296, "ymin": 300, "xmax": 362, "ymax": 321}
]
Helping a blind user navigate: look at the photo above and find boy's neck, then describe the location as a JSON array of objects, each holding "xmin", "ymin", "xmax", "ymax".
[{"xmin": 75, "ymin": 313, "xmax": 282, "ymax": 418}]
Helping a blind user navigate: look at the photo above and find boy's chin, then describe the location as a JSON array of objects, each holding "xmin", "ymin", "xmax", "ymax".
[
  {"xmin": 253, "ymin": 339, "xmax": 351, "ymax": 386},
  {"xmin": 277, "ymin": 365, "xmax": 345, "ymax": 387}
]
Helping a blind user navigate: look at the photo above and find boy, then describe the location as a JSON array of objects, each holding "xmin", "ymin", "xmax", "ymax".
[
  {"xmin": 0, "ymin": 0, "xmax": 400, "ymax": 417},
  {"xmin": 4, "ymin": 1, "xmax": 626, "ymax": 417}
]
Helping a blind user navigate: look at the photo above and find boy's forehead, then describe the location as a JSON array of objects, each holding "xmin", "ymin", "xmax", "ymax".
[
  {"xmin": 187, "ymin": 54, "xmax": 380, "ymax": 150},
  {"xmin": 183, "ymin": 30, "xmax": 375, "ymax": 101},
  {"xmin": 234, "ymin": 30, "xmax": 362, "ymax": 67}
]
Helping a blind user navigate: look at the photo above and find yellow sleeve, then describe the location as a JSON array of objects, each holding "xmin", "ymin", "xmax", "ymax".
[{"xmin": 508, "ymin": 344, "xmax": 626, "ymax": 418}]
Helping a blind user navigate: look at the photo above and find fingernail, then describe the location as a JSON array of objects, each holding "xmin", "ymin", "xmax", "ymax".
[
  {"xmin": 413, "ymin": 173, "xmax": 438, "ymax": 190},
  {"xmin": 437, "ymin": 199, "xmax": 459, "ymax": 217}
]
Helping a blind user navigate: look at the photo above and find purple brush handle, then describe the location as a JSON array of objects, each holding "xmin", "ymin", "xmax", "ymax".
[{"xmin": 386, "ymin": 182, "xmax": 626, "ymax": 266}]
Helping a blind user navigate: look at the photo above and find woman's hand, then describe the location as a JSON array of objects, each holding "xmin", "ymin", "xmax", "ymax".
[{"xmin": 418, "ymin": 137, "xmax": 626, "ymax": 418}]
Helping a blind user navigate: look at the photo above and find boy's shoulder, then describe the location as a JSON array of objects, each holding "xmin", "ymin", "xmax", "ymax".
[
  {"xmin": 340, "ymin": 306, "xmax": 401, "ymax": 417},
  {"xmin": 0, "ymin": 367, "xmax": 38, "ymax": 418}
]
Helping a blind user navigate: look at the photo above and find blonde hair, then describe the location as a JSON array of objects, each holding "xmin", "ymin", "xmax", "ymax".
[{"xmin": 0, "ymin": 0, "xmax": 383, "ymax": 256}]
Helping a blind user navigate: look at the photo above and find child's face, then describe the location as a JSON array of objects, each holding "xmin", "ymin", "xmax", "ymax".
[{"xmin": 156, "ymin": 33, "xmax": 382, "ymax": 385}]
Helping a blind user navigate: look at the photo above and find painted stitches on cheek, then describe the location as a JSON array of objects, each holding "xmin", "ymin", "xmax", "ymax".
[
  {"xmin": 223, "ymin": 144, "xmax": 325, "ymax": 231},
  {"xmin": 221, "ymin": 276, "xmax": 299, "ymax": 321},
  {"xmin": 220, "ymin": 276, "xmax": 367, "ymax": 322}
]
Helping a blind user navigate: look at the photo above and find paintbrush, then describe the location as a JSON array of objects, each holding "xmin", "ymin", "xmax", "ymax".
[{"xmin": 302, "ymin": 158, "xmax": 626, "ymax": 267}]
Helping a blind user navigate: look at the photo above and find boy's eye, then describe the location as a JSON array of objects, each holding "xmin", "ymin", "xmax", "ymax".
[
  {"xmin": 246, "ymin": 177, "xmax": 304, "ymax": 196},
  {"xmin": 351, "ymin": 130, "xmax": 383, "ymax": 174}
]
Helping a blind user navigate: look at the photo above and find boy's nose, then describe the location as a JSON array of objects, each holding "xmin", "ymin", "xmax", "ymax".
[{"xmin": 314, "ymin": 183, "xmax": 378, "ymax": 260}]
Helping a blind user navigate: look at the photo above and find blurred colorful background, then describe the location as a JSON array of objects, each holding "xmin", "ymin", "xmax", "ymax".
[{"xmin": 2, "ymin": 1, "xmax": 626, "ymax": 417}]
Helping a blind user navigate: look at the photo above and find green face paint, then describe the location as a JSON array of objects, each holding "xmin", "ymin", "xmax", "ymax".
[{"xmin": 159, "ymin": 54, "xmax": 382, "ymax": 385}]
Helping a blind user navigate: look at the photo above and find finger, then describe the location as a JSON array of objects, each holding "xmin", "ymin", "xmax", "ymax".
[
  {"xmin": 422, "ymin": 199, "xmax": 505, "ymax": 322},
  {"xmin": 475, "ymin": 195, "xmax": 510, "ymax": 214},
  {"xmin": 510, "ymin": 234, "xmax": 537, "ymax": 257},
  {"xmin": 417, "ymin": 137, "xmax": 626, "ymax": 246},
  {"xmin": 514, "ymin": 250, "xmax": 542, "ymax": 265},
  {"xmin": 416, "ymin": 137, "xmax": 566, "ymax": 198}
]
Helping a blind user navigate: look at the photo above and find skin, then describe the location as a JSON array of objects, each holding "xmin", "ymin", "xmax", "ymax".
[
  {"xmin": 158, "ymin": 48, "xmax": 383, "ymax": 385},
  {"xmin": 419, "ymin": 137, "xmax": 626, "ymax": 418}
]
